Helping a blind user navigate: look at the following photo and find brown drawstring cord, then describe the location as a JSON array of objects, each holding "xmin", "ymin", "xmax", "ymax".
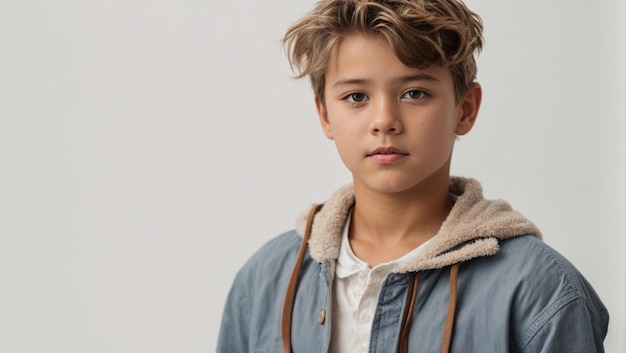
[
  {"xmin": 398, "ymin": 263, "xmax": 460, "ymax": 353},
  {"xmin": 440, "ymin": 263, "xmax": 459, "ymax": 353},
  {"xmin": 281, "ymin": 204, "xmax": 323, "ymax": 353},
  {"xmin": 398, "ymin": 272, "xmax": 420, "ymax": 353}
]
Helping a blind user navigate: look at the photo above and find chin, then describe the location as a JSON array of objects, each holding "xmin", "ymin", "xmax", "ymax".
[
  {"xmin": 353, "ymin": 168, "xmax": 449, "ymax": 196},
  {"xmin": 355, "ymin": 177, "xmax": 421, "ymax": 196}
]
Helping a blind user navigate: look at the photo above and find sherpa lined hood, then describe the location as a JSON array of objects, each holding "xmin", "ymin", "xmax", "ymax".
[{"xmin": 295, "ymin": 176, "xmax": 542, "ymax": 273}]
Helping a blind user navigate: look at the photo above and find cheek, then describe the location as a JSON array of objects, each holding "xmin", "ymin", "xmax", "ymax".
[
  {"xmin": 331, "ymin": 129, "xmax": 355, "ymax": 155},
  {"xmin": 410, "ymin": 113, "xmax": 458, "ymax": 153},
  {"xmin": 435, "ymin": 107, "xmax": 462, "ymax": 136},
  {"xmin": 326, "ymin": 115, "xmax": 356, "ymax": 142},
  {"xmin": 328, "ymin": 125, "xmax": 362, "ymax": 167}
]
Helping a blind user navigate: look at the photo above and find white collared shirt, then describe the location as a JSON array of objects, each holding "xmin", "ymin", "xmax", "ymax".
[{"xmin": 331, "ymin": 211, "xmax": 430, "ymax": 353}]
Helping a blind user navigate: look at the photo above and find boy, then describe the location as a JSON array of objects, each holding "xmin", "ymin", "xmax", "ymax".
[{"xmin": 217, "ymin": 0, "xmax": 609, "ymax": 352}]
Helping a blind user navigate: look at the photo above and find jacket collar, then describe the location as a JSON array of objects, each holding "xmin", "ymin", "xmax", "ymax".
[{"xmin": 295, "ymin": 176, "xmax": 542, "ymax": 273}]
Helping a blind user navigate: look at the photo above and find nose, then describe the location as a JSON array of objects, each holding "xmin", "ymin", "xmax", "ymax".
[{"xmin": 369, "ymin": 99, "xmax": 403, "ymax": 135}]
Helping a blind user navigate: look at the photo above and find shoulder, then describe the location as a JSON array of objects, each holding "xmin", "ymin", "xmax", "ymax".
[
  {"xmin": 494, "ymin": 236, "xmax": 605, "ymax": 311},
  {"xmin": 218, "ymin": 231, "xmax": 308, "ymax": 351},
  {"xmin": 483, "ymin": 236, "xmax": 609, "ymax": 350},
  {"xmin": 236, "ymin": 230, "xmax": 303, "ymax": 281},
  {"xmin": 247, "ymin": 230, "xmax": 303, "ymax": 262},
  {"xmin": 497, "ymin": 236, "xmax": 602, "ymax": 300}
]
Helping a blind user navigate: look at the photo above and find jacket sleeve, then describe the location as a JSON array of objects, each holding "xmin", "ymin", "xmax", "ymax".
[
  {"xmin": 216, "ymin": 271, "xmax": 251, "ymax": 353},
  {"xmin": 519, "ymin": 295, "xmax": 609, "ymax": 353}
]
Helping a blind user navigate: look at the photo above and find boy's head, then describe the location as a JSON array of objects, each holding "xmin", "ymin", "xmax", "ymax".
[{"xmin": 283, "ymin": 0, "xmax": 483, "ymax": 104}]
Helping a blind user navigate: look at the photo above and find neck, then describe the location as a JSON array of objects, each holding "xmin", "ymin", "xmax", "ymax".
[{"xmin": 350, "ymin": 174, "xmax": 453, "ymax": 248}]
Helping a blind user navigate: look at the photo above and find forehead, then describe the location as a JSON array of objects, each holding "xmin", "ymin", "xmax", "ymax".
[{"xmin": 325, "ymin": 34, "xmax": 453, "ymax": 89}]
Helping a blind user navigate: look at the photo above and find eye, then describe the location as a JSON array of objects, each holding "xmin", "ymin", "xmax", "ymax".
[
  {"xmin": 344, "ymin": 92, "xmax": 369, "ymax": 103},
  {"xmin": 401, "ymin": 90, "xmax": 428, "ymax": 100}
]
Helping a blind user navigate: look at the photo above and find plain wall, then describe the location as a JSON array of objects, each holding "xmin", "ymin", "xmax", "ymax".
[{"xmin": 0, "ymin": 0, "xmax": 624, "ymax": 352}]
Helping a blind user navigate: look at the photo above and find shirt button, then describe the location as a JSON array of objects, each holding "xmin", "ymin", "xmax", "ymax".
[
  {"xmin": 358, "ymin": 272, "xmax": 367, "ymax": 280},
  {"xmin": 358, "ymin": 313, "xmax": 371, "ymax": 324},
  {"xmin": 356, "ymin": 344, "xmax": 367, "ymax": 353},
  {"xmin": 317, "ymin": 307, "xmax": 326, "ymax": 325},
  {"xmin": 352, "ymin": 290, "xmax": 361, "ymax": 299}
]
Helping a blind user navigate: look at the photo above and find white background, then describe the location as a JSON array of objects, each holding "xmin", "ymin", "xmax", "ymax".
[{"xmin": 0, "ymin": 0, "xmax": 624, "ymax": 352}]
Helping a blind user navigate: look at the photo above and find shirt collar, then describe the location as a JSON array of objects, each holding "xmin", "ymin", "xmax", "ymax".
[{"xmin": 334, "ymin": 205, "xmax": 439, "ymax": 278}]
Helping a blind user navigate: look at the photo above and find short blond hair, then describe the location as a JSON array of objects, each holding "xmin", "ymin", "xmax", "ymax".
[{"xmin": 283, "ymin": 0, "xmax": 483, "ymax": 102}]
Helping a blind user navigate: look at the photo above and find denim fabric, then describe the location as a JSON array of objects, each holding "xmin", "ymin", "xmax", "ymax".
[{"xmin": 217, "ymin": 232, "xmax": 608, "ymax": 353}]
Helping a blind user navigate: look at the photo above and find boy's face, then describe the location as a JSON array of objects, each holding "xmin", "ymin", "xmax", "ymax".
[{"xmin": 316, "ymin": 34, "xmax": 481, "ymax": 196}]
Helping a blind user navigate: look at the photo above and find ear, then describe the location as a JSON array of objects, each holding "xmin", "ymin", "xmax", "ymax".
[
  {"xmin": 455, "ymin": 82, "xmax": 482, "ymax": 136},
  {"xmin": 315, "ymin": 97, "xmax": 334, "ymax": 140}
]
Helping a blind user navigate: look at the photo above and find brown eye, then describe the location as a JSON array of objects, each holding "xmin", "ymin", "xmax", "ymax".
[
  {"xmin": 345, "ymin": 93, "xmax": 368, "ymax": 103},
  {"xmin": 402, "ymin": 90, "xmax": 428, "ymax": 100}
]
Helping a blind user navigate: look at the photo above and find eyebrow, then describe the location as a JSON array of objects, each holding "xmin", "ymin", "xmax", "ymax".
[{"xmin": 330, "ymin": 73, "xmax": 440, "ymax": 90}]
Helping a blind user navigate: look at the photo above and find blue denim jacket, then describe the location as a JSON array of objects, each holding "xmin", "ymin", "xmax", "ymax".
[{"xmin": 217, "ymin": 178, "xmax": 608, "ymax": 352}]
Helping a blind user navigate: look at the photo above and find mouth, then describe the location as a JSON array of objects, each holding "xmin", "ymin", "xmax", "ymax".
[
  {"xmin": 367, "ymin": 146, "xmax": 408, "ymax": 157},
  {"xmin": 367, "ymin": 146, "xmax": 408, "ymax": 164}
]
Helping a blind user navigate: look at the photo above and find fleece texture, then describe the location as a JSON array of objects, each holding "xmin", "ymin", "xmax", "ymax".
[{"xmin": 295, "ymin": 176, "xmax": 542, "ymax": 273}]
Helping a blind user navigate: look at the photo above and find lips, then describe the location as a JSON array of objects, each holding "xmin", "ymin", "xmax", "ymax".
[
  {"xmin": 367, "ymin": 146, "xmax": 408, "ymax": 164},
  {"xmin": 367, "ymin": 146, "xmax": 407, "ymax": 156}
]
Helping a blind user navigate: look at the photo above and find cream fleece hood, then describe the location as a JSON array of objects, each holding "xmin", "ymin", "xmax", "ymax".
[{"xmin": 295, "ymin": 176, "xmax": 542, "ymax": 273}]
